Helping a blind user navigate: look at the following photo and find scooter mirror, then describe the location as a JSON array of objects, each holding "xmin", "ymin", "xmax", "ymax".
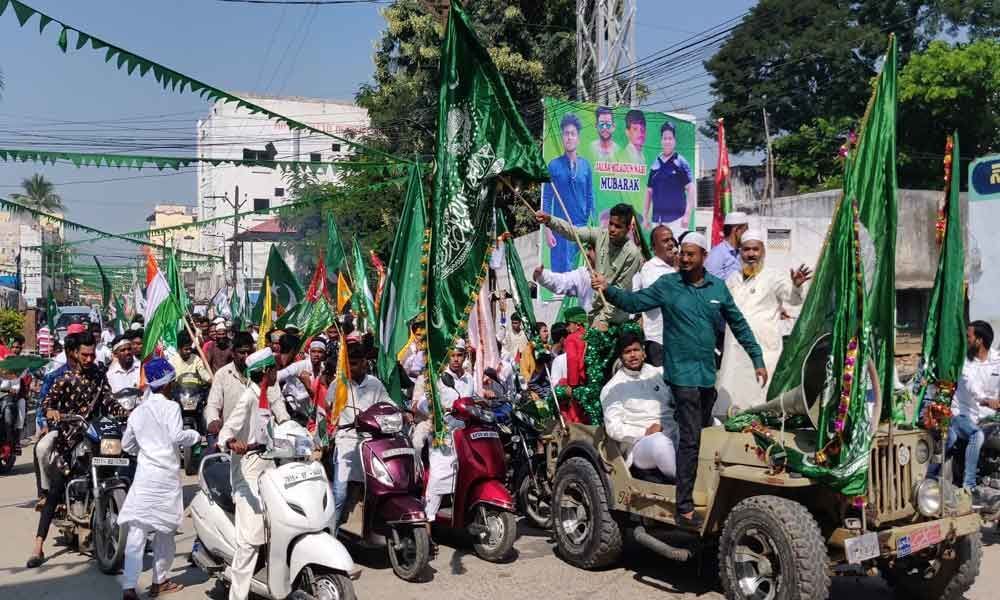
[{"xmin": 440, "ymin": 372, "xmax": 456, "ymax": 390}]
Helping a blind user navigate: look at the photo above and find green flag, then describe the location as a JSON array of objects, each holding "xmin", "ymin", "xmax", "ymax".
[
  {"xmin": 351, "ymin": 239, "xmax": 377, "ymax": 335},
  {"xmin": 377, "ymin": 165, "xmax": 428, "ymax": 404},
  {"xmin": 251, "ymin": 246, "xmax": 304, "ymax": 324},
  {"xmin": 113, "ymin": 294, "xmax": 128, "ymax": 336},
  {"xmin": 746, "ymin": 35, "xmax": 898, "ymax": 496},
  {"xmin": 93, "ymin": 257, "xmax": 111, "ymax": 313},
  {"xmin": 326, "ymin": 213, "xmax": 347, "ymax": 274},
  {"xmin": 424, "ymin": 0, "xmax": 548, "ymax": 440},
  {"xmin": 229, "ymin": 286, "xmax": 242, "ymax": 331},
  {"xmin": 912, "ymin": 132, "xmax": 965, "ymax": 427},
  {"xmin": 46, "ymin": 287, "xmax": 58, "ymax": 332},
  {"xmin": 165, "ymin": 250, "xmax": 190, "ymax": 317},
  {"xmin": 498, "ymin": 211, "xmax": 536, "ymax": 334},
  {"xmin": 301, "ymin": 296, "xmax": 336, "ymax": 341}
]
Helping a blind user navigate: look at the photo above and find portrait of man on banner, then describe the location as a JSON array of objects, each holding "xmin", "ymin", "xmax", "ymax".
[{"xmin": 542, "ymin": 112, "xmax": 594, "ymax": 273}]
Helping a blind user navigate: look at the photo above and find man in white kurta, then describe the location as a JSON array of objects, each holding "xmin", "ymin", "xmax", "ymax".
[
  {"xmin": 217, "ymin": 348, "xmax": 290, "ymax": 600},
  {"xmin": 118, "ymin": 358, "xmax": 200, "ymax": 599},
  {"xmin": 632, "ymin": 224, "xmax": 677, "ymax": 367},
  {"xmin": 532, "ymin": 244, "xmax": 597, "ymax": 314},
  {"xmin": 425, "ymin": 342, "xmax": 475, "ymax": 522},
  {"xmin": 715, "ymin": 231, "xmax": 811, "ymax": 417}
]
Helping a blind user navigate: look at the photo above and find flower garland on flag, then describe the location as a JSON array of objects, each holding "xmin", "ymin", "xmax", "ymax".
[{"xmin": 935, "ymin": 136, "xmax": 954, "ymax": 246}]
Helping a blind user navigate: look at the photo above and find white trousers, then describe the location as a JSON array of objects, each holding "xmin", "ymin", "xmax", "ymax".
[
  {"xmin": 122, "ymin": 523, "xmax": 174, "ymax": 590},
  {"xmin": 630, "ymin": 432, "xmax": 677, "ymax": 479},
  {"xmin": 35, "ymin": 431, "xmax": 58, "ymax": 492},
  {"xmin": 424, "ymin": 444, "xmax": 457, "ymax": 522},
  {"xmin": 229, "ymin": 454, "xmax": 268, "ymax": 600}
]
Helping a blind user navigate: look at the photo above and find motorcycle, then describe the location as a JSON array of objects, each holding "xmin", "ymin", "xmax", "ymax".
[
  {"xmin": 337, "ymin": 401, "xmax": 430, "ymax": 581},
  {"xmin": 0, "ymin": 379, "xmax": 20, "ymax": 473},
  {"xmin": 190, "ymin": 420, "xmax": 359, "ymax": 600},
  {"xmin": 54, "ymin": 412, "xmax": 133, "ymax": 574},
  {"xmin": 484, "ymin": 368, "xmax": 553, "ymax": 530},
  {"xmin": 176, "ymin": 375, "xmax": 209, "ymax": 476},
  {"xmin": 426, "ymin": 372, "xmax": 517, "ymax": 562},
  {"xmin": 950, "ymin": 415, "xmax": 1000, "ymax": 528}
]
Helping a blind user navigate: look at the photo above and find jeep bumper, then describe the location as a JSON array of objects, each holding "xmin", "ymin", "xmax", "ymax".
[{"xmin": 831, "ymin": 512, "xmax": 982, "ymax": 562}]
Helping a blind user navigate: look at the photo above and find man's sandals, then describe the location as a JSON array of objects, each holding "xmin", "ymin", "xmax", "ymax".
[{"xmin": 149, "ymin": 580, "xmax": 184, "ymax": 597}]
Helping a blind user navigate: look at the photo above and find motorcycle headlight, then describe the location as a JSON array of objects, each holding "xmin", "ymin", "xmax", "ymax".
[
  {"xmin": 369, "ymin": 455, "xmax": 394, "ymax": 486},
  {"xmin": 100, "ymin": 438, "xmax": 122, "ymax": 456},
  {"xmin": 375, "ymin": 412, "xmax": 403, "ymax": 435},
  {"xmin": 914, "ymin": 439, "xmax": 931, "ymax": 464},
  {"xmin": 914, "ymin": 478, "xmax": 942, "ymax": 517}
]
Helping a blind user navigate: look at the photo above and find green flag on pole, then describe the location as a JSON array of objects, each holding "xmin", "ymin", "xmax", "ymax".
[
  {"xmin": 252, "ymin": 246, "xmax": 304, "ymax": 324},
  {"xmin": 377, "ymin": 164, "xmax": 428, "ymax": 404},
  {"xmin": 351, "ymin": 239, "xmax": 377, "ymax": 335},
  {"xmin": 113, "ymin": 294, "xmax": 128, "ymax": 336},
  {"xmin": 93, "ymin": 257, "xmax": 112, "ymax": 314},
  {"xmin": 497, "ymin": 211, "xmax": 536, "ymax": 334},
  {"xmin": 46, "ymin": 287, "xmax": 58, "ymax": 333},
  {"xmin": 165, "ymin": 249, "xmax": 190, "ymax": 317},
  {"xmin": 912, "ymin": 132, "xmax": 966, "ymax": 428},
  {"xmin": 737, "ymin": 35, "xmax": 899, "ymax": 497},
  {"xmin": 424, "ymin": 0, "xmax": 548, "ymax": 441},
  {"xmin": 326, "ymin": 213, "xmax": 347, "ymax": 274}
]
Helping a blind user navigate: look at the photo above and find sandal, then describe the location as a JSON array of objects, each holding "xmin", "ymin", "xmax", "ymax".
[
  {"xmin": 34, "ymin": 496, "xmax": 46, "ymax": 512},
  {"xmin": 149, "ymin": 580, "xmax": 184, "ymax": 597},
  {"xmin": 26, "ymin": 553, "xmax": 45, "ymax": 568}
]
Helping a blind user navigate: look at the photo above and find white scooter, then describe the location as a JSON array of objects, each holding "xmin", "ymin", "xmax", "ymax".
[{"xmin": 190, "ymin": 421, "xmax": 359, "ymax": 599}]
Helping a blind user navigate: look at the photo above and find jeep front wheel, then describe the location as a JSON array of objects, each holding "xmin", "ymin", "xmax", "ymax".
[
  {"xmin": 888, "ymin": 531, "xmax": 981, "ymax": 600},
  {"xmin": 719, "ymin": 496, "xmax": 829, "ymax": 600},
  {"xmin": 552, "ymin": 457, "xmax": 622, "ymax": 569}
]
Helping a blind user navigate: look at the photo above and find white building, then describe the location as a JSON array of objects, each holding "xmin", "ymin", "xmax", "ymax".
[
  {"xmin": 196, "ymin": 94, "xmax": 369, "ymax": 292},
  {"xmin": 0, "ymin": 211, "xmax": 66, "ymax": 307}
]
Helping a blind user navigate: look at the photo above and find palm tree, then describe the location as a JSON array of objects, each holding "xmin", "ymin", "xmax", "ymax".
[{"xmin": 10, "ymin": 174, "xmax": 63, "ymax": 213}]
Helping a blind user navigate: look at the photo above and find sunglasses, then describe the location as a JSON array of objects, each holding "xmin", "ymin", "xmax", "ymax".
[{"xmin": 597, "ymin": 122, "xmax": 613, "ymax": 130}]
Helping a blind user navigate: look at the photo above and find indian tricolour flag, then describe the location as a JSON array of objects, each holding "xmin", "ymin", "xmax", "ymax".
[{"xmin": 141, "ymin": 249, "xmax": 182, "ymax": 360}]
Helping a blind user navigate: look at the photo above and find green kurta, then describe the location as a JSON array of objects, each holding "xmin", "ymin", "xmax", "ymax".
[
  {"xmin": 605, "ymin": 271, "xmax": 764, "ymax": 388},
  {"xmin": 547, "ymin": 216, "xmax": 643, "ymax": 328}
]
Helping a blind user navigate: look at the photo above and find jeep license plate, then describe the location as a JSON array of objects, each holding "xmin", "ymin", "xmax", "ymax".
[
  {"xmin": 92, "ymin": 457, "xmax": 130, "ymax": 467},
  {"xmin": 845, "ymin": 532, "xmax": 880, "ymax": 564},
  {"xmin": 897, "ymin": 523, "xmax": 942, "ymax": 558}
]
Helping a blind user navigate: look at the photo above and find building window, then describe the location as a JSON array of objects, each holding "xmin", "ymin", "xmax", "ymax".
[
  {"xmin": 274, "ymin": 187, "xmax": 284, "ymax": 197},
  {"xmin": 331, "ymin": 143, "xmax": 341, "ymax": 152},
  {"xmin": 310, "ymin": 152, "xmax": 322, "ymax": 163},
  {"xmin": 767, "ymin": 228, "xmax": 791, "ymax": 252},
  {"xmin": 253, "ymin": 198, "xmax": 270, "ymax": 211},
  {"xmin": 243, "ymin": 148, "xmax": 271, "ymax": 162}
]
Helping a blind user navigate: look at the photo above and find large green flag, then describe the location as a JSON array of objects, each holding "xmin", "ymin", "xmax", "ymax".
[
  {"xmin": 251, "ymin": 246, "xmax": 304, "ymax": 324},
  {"xmin": 165, "ymin": 250, "xmax": 190, "ymax": 317},
  {"xmin": 425, "ymin": 0, "xmax": 548, "ymax": 440},
  {"xmin": 498, "ymin": 211, "xmax": 536, "ymax": 334},
  {"xmin": 112, "ymin": 294, "xmax": 128, "ymax": 336},
  {"xmin": 377, "ymin": 164, "xmax": 428, "ymax": 404},
  {"xmin": 351, "ymin": 239, "xmax": 377, "ymax": 335},
  {"xmin": 912, "ymin": 132, "xmax": 965, "ymax": 427},
  {"xmin": 93, "ymin": 257, "xmax": 112, "ymax": 313},
  {"xmin": 326, "ymin": 213, "xmax": 347, "ymax": 274},
  {"xmin": 744, "ymin": 36, "xmax": 898, "ymax": 496},
  {"xmin": 46, "ymin": 287, "xmax": 58, "ymax": 332}
]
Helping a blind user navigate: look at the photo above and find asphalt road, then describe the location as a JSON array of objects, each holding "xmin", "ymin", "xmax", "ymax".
[{"xmin": 1, "ymin": 445, "xmax": 997, "ymax": 600}]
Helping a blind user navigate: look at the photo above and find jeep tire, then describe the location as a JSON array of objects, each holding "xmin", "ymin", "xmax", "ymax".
[
  {"xmin": 719, "ymin": 495, "xmax": 830, "ymax": 600},
  {"xmin": 552, "ymin": 457, "xmax": 622, "ymax": 569}
]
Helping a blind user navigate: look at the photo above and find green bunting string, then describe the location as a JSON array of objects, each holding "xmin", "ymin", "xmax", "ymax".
[
  {"xmin": 0, "ymin": 197, "xmax": 222, "ymax": 261},
  {"xmin": 0, "ymin": 147, "xmax": 399, "ymax": 174},
  {"xmin": 0, "ymin": 0, "xmax": 409, "ymax": 166}
]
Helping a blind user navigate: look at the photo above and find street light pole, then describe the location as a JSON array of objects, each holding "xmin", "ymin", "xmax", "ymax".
[{"xmin": 224, "ymin": 185, "xmax": 247, "ymax": 287}]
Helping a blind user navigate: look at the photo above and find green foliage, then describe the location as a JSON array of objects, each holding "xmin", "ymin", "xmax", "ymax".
[
  {"xmin": 773, "ymin": 116, "xmax": 854, "ymax": 192},
  {"xmin": 898, "ymin": 39, "xmax": 1000, "ymax": 187},
  {"xmin": 10, "ymin": 173, "xmax": 63, "ymax": 212},
  {"xmin": 0, "ymin": 309, "xmax": 24, "ymax": 344}
]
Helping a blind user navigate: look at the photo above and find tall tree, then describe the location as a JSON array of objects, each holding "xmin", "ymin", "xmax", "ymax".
[{"xmin": 10, "ymin": 173, "xmax": 63, "ymax": 212}]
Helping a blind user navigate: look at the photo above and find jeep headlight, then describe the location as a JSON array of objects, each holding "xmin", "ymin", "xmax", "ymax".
[
  {"xmin": 914, "ymin": 478, "xmax": 942, "ymax": 517},
  {"xmin": 914, "ymin": 439, "xmax": 931, "ymax": 464}
]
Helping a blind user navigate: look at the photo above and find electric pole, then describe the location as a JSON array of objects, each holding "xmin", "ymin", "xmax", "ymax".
[
  {"xmin": 577, "ymin": 0, "xmax": 637, "ymax": 106},
  {"xmin": 762, "ymin": 107, "xmax": 774, "ymax": 215},
  {"xmin": 223, "ymin": 185, "xmax": 247, "ymax": 287}
]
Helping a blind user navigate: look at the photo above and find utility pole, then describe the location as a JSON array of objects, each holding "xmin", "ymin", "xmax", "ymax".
[
  {"xmin": 761, "ymin": 107, "xmax": 774, "ymax": 215},
  {"xmin": 577, "ymin": 0, "xmax": 637, "ymax": 106},
  {"xmin": 222, "ymin": 186, "xmax": 247, "ymax": 287}
]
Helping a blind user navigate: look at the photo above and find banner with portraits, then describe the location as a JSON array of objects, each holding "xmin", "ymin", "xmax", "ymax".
[{"xmin": 539, "ymin": 98, "xmax": 697, "ymax": 285}]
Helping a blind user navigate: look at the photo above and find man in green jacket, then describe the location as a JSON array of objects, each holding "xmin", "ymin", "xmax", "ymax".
[{"xmin": 592, "ymin": 230, "xmax": 767, "ymax": 527}]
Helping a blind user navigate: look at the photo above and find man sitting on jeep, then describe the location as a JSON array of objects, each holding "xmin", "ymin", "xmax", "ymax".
[{"xmin": 600, "ymin": 329, "xmax": 678, "ymax": 480}]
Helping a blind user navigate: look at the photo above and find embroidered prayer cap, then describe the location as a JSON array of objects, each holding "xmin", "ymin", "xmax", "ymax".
[
  {"xmin": 144, "ymin": 357, "xmax": 176, "ymax": 390},
  {"xmin": 246, "ymin": 348, "xmax": 277, "ymax": 376},
  {"xmin": 678, "ymin": 231, "xmax": 709, "ymax": 252},
  {"xmin": 309, "ymin": 340, "xmax": 327, "ymax": 351},
  {"xmin": 112, "ymin": 337, "xmax": 131, "ymax": 352},
  {"xmin": 452, "ymin": 338, "xmax": 468, "ymax": 353},
  {"xmin": 723, "ymin": 211, "xmax": 749, "ymax": 226},
  {"xmin": 741, "ymin": 229, "xmax": 765, "ymax": 245},
  {"xmin": 564, "ymin": 307, "xmax": 588, "ymax": 325}
]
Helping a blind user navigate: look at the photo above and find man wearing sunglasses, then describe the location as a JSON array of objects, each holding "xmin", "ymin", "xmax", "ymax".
[{"xmin": 589, "ymin": 105, "xmax": 619, "ymax": 160}]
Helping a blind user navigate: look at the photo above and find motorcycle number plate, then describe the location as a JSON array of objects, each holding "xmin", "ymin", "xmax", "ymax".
[
  {"xmin": 284, "ymin": 469, "xmax": 322, "ymax": 487},
  {"xmin": 844, "ymin": 532, "xmax": 880, "ymax": 564},
  {"xmin": 181, "ymin": 400, "xmax": 198, "ymax": 410},
  {"xmin": 383, "ymin": 448, "xmax": 414, "ymax": 458},
  {"xmin": 469, "ymin": 431, "xmax": 499, "ymax": 440},
  {"xmin": 92, "ymin": 457, "xmax": 130, "ymax": 467}
]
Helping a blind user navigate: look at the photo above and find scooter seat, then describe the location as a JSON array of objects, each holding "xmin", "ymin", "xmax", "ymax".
[{"xmin": 203, "ymin": 459, "xmax": 235, "ymax": 514}]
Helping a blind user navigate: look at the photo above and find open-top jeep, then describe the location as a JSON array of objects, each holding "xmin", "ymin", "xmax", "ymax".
[{"xmin": 547, "ymin": 353, "xmax": 982, "ymax": 600}]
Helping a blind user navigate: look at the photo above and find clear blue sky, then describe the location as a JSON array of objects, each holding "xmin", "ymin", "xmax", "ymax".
[{"xmin": 0, "ymin": 0, "xmax": 755, "ymax": 259}]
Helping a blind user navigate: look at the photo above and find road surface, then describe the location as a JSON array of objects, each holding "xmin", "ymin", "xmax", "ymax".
[{"xmin": 1, "ymin": 446, "xmax": 997, "ymax": 600}]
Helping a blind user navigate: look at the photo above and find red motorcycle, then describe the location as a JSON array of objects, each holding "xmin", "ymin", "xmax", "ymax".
[{"xmin": 426, "ymin": 372, "xmax": 517, "ymax": 562}]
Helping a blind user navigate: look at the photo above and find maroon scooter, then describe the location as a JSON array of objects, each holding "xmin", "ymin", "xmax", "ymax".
[
  {"xmin": 428, "ymin": 372, "xmax": 517, "ymax": 562},
  {"xmin": 338, "ymin": 402, "xmax": 431, "ymax": 581}
]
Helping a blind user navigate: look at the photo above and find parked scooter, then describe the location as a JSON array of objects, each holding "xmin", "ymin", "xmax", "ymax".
[
  {"xmin": 337, "ymin": 401, "xmax": 430, "ymax": 581},
  {"xmin": 190, "ymin": 420, "xmax": 359, "ymax": 600},
  {"xmin": 176, "ymin": 374, "xmax": 208, "ymax": 476},
  {"xmin": 484, "ymin": 368, "xmax": 552, "ymax": 530},
  {"xmin": 426, "ymin": 372, "xmax": 517, "ymax": 562}
]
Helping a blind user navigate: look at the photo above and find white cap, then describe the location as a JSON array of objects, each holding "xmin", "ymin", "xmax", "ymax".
[
  {"xmin": 214, "ymin": 323, "xmax": 227, "ymax": 332},
  {"xmin": 212, "ymin": 316, "xmax": 225, "ymax": 324},
  {"xmin": 741, "ymin": 229, "xmax": 765, "ymax": 244},
  {"xmin": 678, "ymin": 231, "xmax": 709, "ymax": 252},
  {"xmin": 452, "ymin": 338, "xmax": 468, "ymax": 352},
  {"xmin": 112, "ymin": 338, "xmax": 131, "ymax": 352},
  {"xmin": 309, "ymin": 340, "xmax": 327, "ymax": 351},
  {"xmin": 723, "ymin": 211, "xmax": 749, "ymax": 226}
]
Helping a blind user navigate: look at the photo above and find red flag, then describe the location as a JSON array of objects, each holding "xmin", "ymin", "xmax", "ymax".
[
  {"xmin": 305, "ymin": 252, "xmax": 328, "ymax": 302},
  {"xmin": 711, "ymin": 118, "xmax": 733, "ymax": 247},
  {"xmin": 370, "ymin": 250, "xmax": 386, "ymax": 315}
]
